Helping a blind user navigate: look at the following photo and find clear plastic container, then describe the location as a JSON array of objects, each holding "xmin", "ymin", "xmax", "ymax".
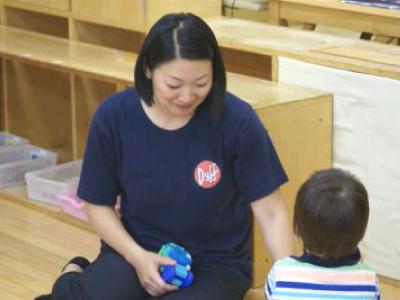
[
  {"xmin": 25, "ymin": 160, "xmax": 82, "ymax": 205},
  {"xmin": 0, "ymin": 145, "xmax": 57, "ymax": 188}
]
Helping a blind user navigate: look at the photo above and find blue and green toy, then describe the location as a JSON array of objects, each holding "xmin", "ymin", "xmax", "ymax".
[{"xmin": 158, "ymin": 242, "xmax": 193, "ymax": 288}]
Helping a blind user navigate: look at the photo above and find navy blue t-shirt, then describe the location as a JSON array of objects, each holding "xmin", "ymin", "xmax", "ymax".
[{"xmin": 77, "ymin": 88, "xmax": 287, "ymax": 280}]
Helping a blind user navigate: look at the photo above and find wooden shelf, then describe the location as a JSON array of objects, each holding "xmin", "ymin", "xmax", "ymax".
[
  {"xmin": 3, "ymin": 5, "xmax": 68, "ymax": 37},
  {"xmin": 5, "ymin": 60, "xmax": 71, "ymax": 149},
  {"xmin": 72, "ymin": 76, "xmax": 118, "ymax": 158},
  {"xmin": 0, "ymin": 26, "xmax": 137, "ymax": 83},
  {"xmin": 221, "ymin": 47, "xmax": 273, "ymax": 79},
  {"xmin": 4, "ymin": 0, "xmax": 70, "ymax": 16},
  {"xmin": 0, "ymin": 26, "xmax": 135, "ymax": 160},
  {"xmin": 1, "ymin": 0, "xmax": 222, "ymax": 50},
  {"xmin": 71, "ymin": 0, "xmax": 146, "ymax": 32},
  {"xmin": 269, "ymin": 0, "xmax": 400, "ymax": 38},
  {"xmin": 208, "ymin": 17, "xmax": 400, "ymax": 80},
  {"xmin": 71, "ymin": 19, "xmax": 144, "ymax": 53},
  {"xmin": 0, "ymin": 58, "xmax": 4, "ymax": 130}
]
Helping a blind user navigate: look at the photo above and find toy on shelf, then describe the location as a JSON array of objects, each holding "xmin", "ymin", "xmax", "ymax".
[
  {"xmin": 158, "ymin": 242, "xmax": 194, "ymax": 288},
  {"xmin": 0, "ymin": 132, "xmax": 29, "ymax": 147}
]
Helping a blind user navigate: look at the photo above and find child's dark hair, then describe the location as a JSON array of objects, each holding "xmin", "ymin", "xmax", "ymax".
[
  {"xmin": 134, "ymin": 13, "xmax": 226, "ymax": 119},
  {"xmin": 294, "ymin": 168, "xmax": 369, "ymax": 258}
]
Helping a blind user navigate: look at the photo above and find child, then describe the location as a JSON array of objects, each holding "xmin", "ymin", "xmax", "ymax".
[{"xmin": 265, "ymin": 168, "xmax": 380, "ymax": 300}]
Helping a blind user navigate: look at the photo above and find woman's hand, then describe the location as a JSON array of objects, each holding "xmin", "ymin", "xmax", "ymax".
[
  {"xmin": 130, "ymin": 249, "xmax": 178, "ymax": 297},
  {"xmin": 85, "ymin": 203, "xmax": 178, "ymax": 296}
]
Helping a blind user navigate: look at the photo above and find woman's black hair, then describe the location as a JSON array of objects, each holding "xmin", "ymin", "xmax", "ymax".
[
  {"xmin": 294, "ymin": 168, "xmax": 369, "ymax": 259},
  {"xmin": 134, "ymin": 13, "xmax": 226, "ymax": 119}
]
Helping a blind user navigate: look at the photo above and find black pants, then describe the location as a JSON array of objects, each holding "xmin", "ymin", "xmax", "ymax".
[{"xmin": 52, "ymin": 244, "xmax": 251, "ymax": 300}]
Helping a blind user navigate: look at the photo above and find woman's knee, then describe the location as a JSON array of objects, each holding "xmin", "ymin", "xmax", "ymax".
[{"xmin": 53, "ymin": 250, "xmax": 146, "ymax": 300}]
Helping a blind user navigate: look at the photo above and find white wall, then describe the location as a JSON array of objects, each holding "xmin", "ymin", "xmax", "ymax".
[{"xmin": 279, "ymin": 57, "xmax": 400, "ymax": 280}]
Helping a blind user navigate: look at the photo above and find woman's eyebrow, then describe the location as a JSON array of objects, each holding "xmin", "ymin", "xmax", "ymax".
[{"xmin": 168, "ymin": 73, "xmax": 210, "ymax": 82}]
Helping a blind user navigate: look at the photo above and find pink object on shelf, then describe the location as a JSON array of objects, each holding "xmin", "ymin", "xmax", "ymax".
[{"xmin": 58, "ymin": 190, "xmax": 88, "ymax": 221}]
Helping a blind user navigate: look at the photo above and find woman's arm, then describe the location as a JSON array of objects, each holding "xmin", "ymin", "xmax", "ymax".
[
  {"xmin": 251, "ymin": 188, "xmax": 294, "ymax": 261},
  {"xmin": 85, "ymin": 202, "xmax": 177, "ymax": 296}
]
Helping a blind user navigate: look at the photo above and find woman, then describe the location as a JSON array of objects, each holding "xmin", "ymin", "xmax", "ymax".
[{"xmin": 37, "ymin": 13, "xmax": 293, "ymax": 300}]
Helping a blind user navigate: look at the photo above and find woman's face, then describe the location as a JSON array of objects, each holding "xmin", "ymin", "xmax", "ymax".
[{"xmin": 147, "ymin": 58, "xmax": 213, "ymax": 120}]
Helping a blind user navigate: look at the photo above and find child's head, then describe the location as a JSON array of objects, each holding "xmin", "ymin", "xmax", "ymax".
[{"xmin": 294, "ymin": 168, "xmax": 369, "ymax": 259}]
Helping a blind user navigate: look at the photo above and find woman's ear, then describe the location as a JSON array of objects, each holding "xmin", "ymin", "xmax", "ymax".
[{"xmin": 145, "ymin": 67, "xmax": 152, "ymax": 79}]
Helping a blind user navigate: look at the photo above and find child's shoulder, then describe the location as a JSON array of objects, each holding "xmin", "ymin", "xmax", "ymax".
[
  {"xmin": 272, "ymin": 256, "xmax": 378, "ymax": 275},
  {"xmin": 271, "ymin": 256, "xmax": 306, "ymax": 269}
]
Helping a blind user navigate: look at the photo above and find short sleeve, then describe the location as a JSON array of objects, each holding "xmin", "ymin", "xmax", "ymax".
[
  {"xmin": 265, "ymin": 263, "xmax": 277, "ymax": 299},
  {"xmin": 233, "ymin": 108, "xmax": 288, "ymax": 202},
  {"xmin": 375, "ymin": 274, "xmax": 381, "ymax": 300},
  {"xmin": 77, "ymin": 115, "xmax": 121, "ymax": 206}
]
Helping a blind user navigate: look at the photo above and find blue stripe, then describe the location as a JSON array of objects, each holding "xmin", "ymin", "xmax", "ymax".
[
  {"xmin": 273, "ymin": 290, "xmax": 378, "ymax": 299},
  {"xmin": 276, "ymin": 281, "xmax": 378, "ymax": 292},
  {"xmin": 266, "ymin": 279, "xmax": 272, "ymax": 296}
]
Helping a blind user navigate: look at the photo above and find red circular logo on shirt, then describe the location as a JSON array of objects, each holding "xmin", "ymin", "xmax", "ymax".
[{"xmin": 194, "ymin": 160, "xmax": 221, "ymax": 189}]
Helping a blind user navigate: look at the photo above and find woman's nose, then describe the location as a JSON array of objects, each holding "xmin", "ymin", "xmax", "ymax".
[{"xmin": 178, "ymin": 87, "xmax": 195, "ymax": 103}]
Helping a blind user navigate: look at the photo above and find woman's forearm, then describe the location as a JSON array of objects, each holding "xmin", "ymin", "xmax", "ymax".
[
  {"xmin": 251, "ymin": 189, "xmax": 295, "ymax": 261},
  {"xmin": 259, "ymin": 206, "xmax": 294, "ymax": 260},
  {"xmin": 85, "ymin": 202, "xmax": 145, "ymax": 266}
]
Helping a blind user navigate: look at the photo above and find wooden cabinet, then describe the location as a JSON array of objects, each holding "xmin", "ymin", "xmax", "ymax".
[
  {"xmin": 146, "ymin": 0, "xmax": 222, "ymax": 30},
  {"xmin": 10, "ymin": 0, "xmax": 70, "ymax": 11},
  {"xmin": 73, "ymin": 76, "xmax": 118, "ymax": 158},
  {"xmin": 1, "ymin": 0, "xmax": 222, "ymax": 51},
  {"xmin": 227, "ymin": 73, "xmax": 332, "ymax": 287},
  {"xmin": 3, "ymin": 5, "xmax": 69, "ymax": 37},
  {"xmin": 5, "ymin": 61, "xmax": 72, "ymax": 160},
  {"xmin": 72, "ymin": 0, "xmax": 146, "ymax": 31},
  {"xmin": 0, "ymin": 26, "xmax": 135, "ymax": 161},
  {"xmin": 0, "ymin": 0, "xmax": 223, "ymax": 144}
]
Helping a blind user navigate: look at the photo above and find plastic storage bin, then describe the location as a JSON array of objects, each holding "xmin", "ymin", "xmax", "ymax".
[
  {"xmin": 58, "ymin": 187, "xmax": 88, "ymax": 221},
  {"xmin": 25, "ymin": 160, "xmax": 82, "ymax": 206},
  {"xmin": 0, "ymin": 145, "xmax": 57, "ymax": 188},
  {"xmin": 0, "ymin": 132, "xmax": 29, "ymax": 147}
]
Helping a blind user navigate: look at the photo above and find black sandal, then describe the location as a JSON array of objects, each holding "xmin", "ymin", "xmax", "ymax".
[
  {"xmin": 34, "ymin": 257, "xmax": 90, "ymax": 300},
  {"xmin": 34, "ymin": 295, "xmax": 52, "ymax": 300},
  {"xmin": 61, "ymin": 256, "xmax": 90, "ymax": 272}
]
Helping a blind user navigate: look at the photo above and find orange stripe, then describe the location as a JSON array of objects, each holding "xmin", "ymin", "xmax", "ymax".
[{"xmin": 275, "ymin": 269, "xmax": 376, "ymax": 283}]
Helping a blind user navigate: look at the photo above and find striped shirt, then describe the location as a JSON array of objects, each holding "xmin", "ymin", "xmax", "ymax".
[{"xmin": 265, "ymin": 250, "xmax": 380, "ymax": 300}]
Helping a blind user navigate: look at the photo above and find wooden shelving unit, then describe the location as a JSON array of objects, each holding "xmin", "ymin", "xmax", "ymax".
[
  {"xmin": 208, "ymin": 17, "xmax": 400, "ymax": 80},
  {"xmin": 0, "ymin": 0, "xmax": 222, "ymax": 161}
]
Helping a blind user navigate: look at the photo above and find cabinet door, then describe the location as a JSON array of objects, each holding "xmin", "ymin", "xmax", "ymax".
[
  {"xmin": 10, "ymin": 0, "xmax": 70, "ymax": 11},
  {"xmin": 72, "ymin": 0, "xmax": 146, "ymax": 31},
  {"xmin": 146, "ymin": 0, "xmax": 222, "ymax": 30}
]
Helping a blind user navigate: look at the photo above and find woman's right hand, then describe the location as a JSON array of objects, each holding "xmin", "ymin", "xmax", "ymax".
[
  {"xmin": 129, "ymin": 249, "xmax": 178, "ymax": 297},
  {"xmin": 85, "ymin": 203, "xmax": 178, "ymax": 296}
]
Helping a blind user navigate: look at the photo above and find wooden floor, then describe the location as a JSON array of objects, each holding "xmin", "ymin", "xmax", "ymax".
[
  {"xmin": 0, "ymin": 194, "xmax": 99, "ymax": 300},
  {"xmin": 0, "ymin": 190, "xmax": 399, "ymax": 300}
]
